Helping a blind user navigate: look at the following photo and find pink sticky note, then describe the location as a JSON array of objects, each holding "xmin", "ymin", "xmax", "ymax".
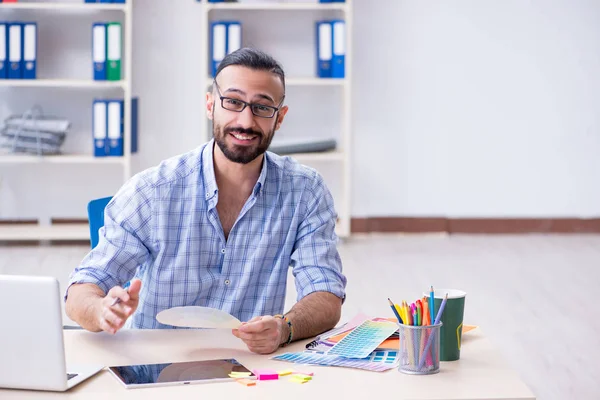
[{"xmin": 253, "ymin": 369, "xmax": 279, "ymax": 381}]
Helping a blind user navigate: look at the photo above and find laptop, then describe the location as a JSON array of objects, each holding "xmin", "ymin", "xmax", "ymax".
[{"xmin": 0, "ymin": 275, "xmax": 104, "ymax": 391}]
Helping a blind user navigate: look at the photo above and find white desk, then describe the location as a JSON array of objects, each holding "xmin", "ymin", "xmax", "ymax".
[{"xmin": 1, "ymin": 328, "xmax": 535, "ymax": 400}]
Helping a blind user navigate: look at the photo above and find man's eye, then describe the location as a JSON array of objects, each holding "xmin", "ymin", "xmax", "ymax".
[{"xmin": 225, "ymin": 99, "xmax": 243, "ymax": 106}]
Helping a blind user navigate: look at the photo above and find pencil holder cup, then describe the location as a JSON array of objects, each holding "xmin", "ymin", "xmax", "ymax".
[{"xmin": 397, "ymin": 322, "xmax": 442, "ymax": 375}]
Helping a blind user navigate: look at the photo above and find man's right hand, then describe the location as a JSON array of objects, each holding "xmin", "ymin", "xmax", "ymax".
[{"xmin": 96, "ymin": 279, "xmax": 142, "ymax": 334}]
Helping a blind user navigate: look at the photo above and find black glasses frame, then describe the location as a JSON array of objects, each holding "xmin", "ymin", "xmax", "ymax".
[{"xmin": 213, "ymin": 80, "xmax": 284, "ymax": 119}]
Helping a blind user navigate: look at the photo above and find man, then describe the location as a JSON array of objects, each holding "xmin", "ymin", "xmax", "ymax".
[{"xmin": 65, "ymin": 48, "xmax": 347, "ymax": 355}]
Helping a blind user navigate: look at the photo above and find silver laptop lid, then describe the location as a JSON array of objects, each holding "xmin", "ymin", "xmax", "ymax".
[{"xmin": 0, "ymin": 275, "xmax": 68, "ymax": 391}]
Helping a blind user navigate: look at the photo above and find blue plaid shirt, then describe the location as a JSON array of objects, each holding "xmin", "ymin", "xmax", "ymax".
[{"xmin": 66, "ymin": 140, "xmax": 346, "ymax": 329}]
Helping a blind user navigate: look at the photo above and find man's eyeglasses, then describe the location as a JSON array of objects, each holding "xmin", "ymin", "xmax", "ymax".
[{"xmin": 213, "ymin": 80, "xmax": 284, "ymax": 119}]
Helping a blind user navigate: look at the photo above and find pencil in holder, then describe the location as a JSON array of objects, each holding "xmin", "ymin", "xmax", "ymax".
[{"xmin": 397, "ymin": 322, "xmax": 442, "ymax": 375}]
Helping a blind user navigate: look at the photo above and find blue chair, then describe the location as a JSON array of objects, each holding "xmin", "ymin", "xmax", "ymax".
[{"xmin": 87, "ymin": 196, "xmax": 113, "ymax": 249}]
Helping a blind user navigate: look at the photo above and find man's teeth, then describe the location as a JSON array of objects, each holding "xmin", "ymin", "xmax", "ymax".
[{"xmin": 232, "ymin": 133, "xmax": 254, "ymax": 140}]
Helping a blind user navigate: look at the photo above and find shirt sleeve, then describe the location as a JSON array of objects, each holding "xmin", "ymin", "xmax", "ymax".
[
  {"xmin": 290, "ymin": 171, "xmax": 347, "ymax": 302},
  {"xmin": 64, "ymin": 174, "xmax": 155, "ymax": 300}
]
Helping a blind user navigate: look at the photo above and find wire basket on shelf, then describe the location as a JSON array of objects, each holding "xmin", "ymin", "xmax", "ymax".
[{"xmin": 0, "ymin": 105, "xmax": 71, "ymax": 157}]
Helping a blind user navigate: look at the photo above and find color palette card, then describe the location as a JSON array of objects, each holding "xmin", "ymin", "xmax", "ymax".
[
  {"xmin": 327, "ymin": 320, "xmax": 398, "ymax": 358},
  {"xmin": 272, "ymin": 352, "xmax": 397, "ymax": 372}
]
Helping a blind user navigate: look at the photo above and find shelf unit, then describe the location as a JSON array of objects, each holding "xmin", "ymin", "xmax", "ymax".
[
  {"xmin": 0, "ymin": 2, "xmax": 126, "ymax": 11},
  {"xmin": 0, "ymin": 1, "xmax": 133, "ymax": 241},
  {"xmin": 200, "ymin": 1, "xmax": 352, "ymax": 237},
  {"xmin": 0, "ymin": 78, "xmax": 127, "ymax": 88}
]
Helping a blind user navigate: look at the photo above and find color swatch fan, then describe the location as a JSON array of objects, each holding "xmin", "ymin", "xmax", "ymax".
[
  {"xmin": 327, "ymin": 320, "xmax": 398, "ymax": 359},
  {"xmin": 156, "ymin": 306, "xmax": 242, "ymax": 329}
]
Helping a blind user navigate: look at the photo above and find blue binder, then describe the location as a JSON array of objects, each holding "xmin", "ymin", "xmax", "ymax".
[
  {"xmin": 211, "ymin": 21, "xmax": 227, "ymax": 77},
  {"xmin": 316, "ymin": 21, "xmax": 332, "ymax": 78},
  {"xmin": 92, "ymin": 23, "xmax": 106, "ymax": 81},
  {"xmin": 22, "ymin": 22, "xmax": 36, "ymax": 79},
  {"xmin": 0, "ymin": 23, "xmax": 7, "ymax": 79},
  {"xmin": 131, "ymin": 97, "xmax": 138, "ymax": 154},
  {"xmin": 93, "ymin": 100, "xmax": 108, "ymax": 157},
  {"xmin": 8, "ymin": 23, "xmax": 22, "ymax": 79},
  {"xmin": 107, "ymin": 100, "xmax": 123, "ymax": 156},
  {"xmin": 226, "ymin": 21, "xmax": 242, "ymax": 56},
  {"xmin": 331, "ymin": 20, "xmax": 345, "ymax": 79}
]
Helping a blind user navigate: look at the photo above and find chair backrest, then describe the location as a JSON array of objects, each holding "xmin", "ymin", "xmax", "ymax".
[{"xmin": 87, "ymin": 196, "xmax": 113, "ymax": 249}]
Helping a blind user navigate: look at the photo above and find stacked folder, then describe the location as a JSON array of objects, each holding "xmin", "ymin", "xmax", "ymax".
[
  {"xmin": 0, "ymin": 113, "xmax": 70, "ymax": 156},
  {"xmin": 210, "ymin": 21, "xmax": 242, "ymax": 77},
  {"xmin": 316, "ymin": 19, "xmax": 345, "ymax": 78},
  {"xmin": 92, "ymin": 98, "xmax": 138, "ymax": 157},
  {"xmin": 0, "ymin": 22, "xmax": 37, "ymax": 79},
  {"xmin": 92, "ymin": 22, "xmax": 122, "ymax": 81}
]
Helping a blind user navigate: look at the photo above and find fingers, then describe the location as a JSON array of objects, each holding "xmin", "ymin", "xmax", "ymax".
[
  {"xmin": 233, "ymin": 316, "xmax": 282, "ymax": 354},
  {"xmin": 98, "ymin": 306, "xmax": 126, "ymax": 334},
  {"xmin": 235, "ymin": 326, "xmax": 279, "ymax": 342},
  {"xmin": 239, "ymin": 315, "xmax": 275, "ymax": 334},
  {"xmin": 127, "ymin": 279, "xmax": 142, "ymax": 300},
  {"xmin": 107, "ymin": 286, "xmax": 130, "ymax": 305}
]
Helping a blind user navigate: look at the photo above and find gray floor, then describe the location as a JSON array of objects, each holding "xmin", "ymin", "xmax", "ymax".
[{"xmin": 1, "ymin": 233, "xmax": 599, "ymax": 400}]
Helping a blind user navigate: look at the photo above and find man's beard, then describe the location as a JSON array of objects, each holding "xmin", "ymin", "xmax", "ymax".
[{"xmin": 213, "ymin": 123, "xmax": 275, "ymax": 164}]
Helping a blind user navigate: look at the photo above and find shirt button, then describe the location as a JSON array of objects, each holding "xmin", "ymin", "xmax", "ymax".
[
  {"xmin": 224, "ymin": 279, "xmax": 230, "ymax": 285},
  {"xmin": 221, "ymin": 248, "xmax": 226, "ymax": 254}
]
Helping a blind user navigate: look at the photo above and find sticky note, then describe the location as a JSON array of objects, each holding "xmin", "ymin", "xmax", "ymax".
[
  {"xmin": 253, "ymin": 369, "xmax": 279, "ymax": 381},
  {"xmin": 229, "ymin": 372, "xmax": 251, "ymax": 378},
  {"xmin": 294, "ymin": 371, "xmax": 314, "ymax": 377},
  {"xmin": 237, "ymin": 378, "xmax": 256, "ymax": 386},
  {"xmin": 278, "ymin": 369, "xmax": 294, "ymax": 376},
  {"xmin": 289, "ymin": 376, "xmax": 309, "ymax": 384},
  {"xmin": 293, "ymin": 374, "xmax": 312, "ymax": 381}
]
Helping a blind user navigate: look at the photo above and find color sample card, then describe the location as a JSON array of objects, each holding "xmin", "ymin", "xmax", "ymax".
[
  {"xmin": 327, "ymin": 320, "xmax": 398, "ymax": 358},
  {"xmin": 272, "ymin": 351, "xmax": 397, "ymax": 372}
]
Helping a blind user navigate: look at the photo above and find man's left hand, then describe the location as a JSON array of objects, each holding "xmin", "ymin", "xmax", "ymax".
[{"xmin": 232, "ymin": 315, "xmax": 284, "ymax": 354}]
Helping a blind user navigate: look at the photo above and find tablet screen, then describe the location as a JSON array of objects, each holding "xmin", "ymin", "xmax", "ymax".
[{"xmin": 107, "ymin": 359, "xmax": 254, "ymax": 388}]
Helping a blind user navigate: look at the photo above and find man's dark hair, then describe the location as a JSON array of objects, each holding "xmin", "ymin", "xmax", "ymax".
[{"xmin": 215, "ymin": 47, "xmax": 286, "ymax": 91}]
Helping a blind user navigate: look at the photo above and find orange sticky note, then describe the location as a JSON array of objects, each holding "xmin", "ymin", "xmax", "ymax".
[{"xmin": 237, "ymin": 378, "xmax": 256, "ymax": 386}]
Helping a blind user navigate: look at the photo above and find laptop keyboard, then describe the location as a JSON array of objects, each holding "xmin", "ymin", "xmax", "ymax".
[{"xmin": 67, "ymin": 373, "xmax": 79, "ymax": 380}]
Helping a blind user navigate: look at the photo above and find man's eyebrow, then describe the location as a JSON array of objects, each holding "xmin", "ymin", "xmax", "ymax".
[{"xmin": 223, "ymin": 87, "xmax": 275, "ymax": 104}]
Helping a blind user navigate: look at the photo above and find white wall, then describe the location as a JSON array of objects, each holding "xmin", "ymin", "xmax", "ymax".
[
  {"xmin": 1, "ymin": 0, "xmax": 600, "ymax": 221},
  {"xmin": 353, "ymin": 0, "xmax": 600, "ymax": 218}
]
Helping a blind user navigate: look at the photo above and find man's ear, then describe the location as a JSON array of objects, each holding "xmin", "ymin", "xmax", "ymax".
[
  {"xmin": 206, "ymin": 91, "xmax": 214, "ymax": 120},
  {"xmin": 274, "ymin": 105, "xmax": 288, "ymax": 131}
]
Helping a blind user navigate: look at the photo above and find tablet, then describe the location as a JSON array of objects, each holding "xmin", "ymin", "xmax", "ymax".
[{"xmin": 107, "ymin": 359, "xmax": 255, "ymax": 389}]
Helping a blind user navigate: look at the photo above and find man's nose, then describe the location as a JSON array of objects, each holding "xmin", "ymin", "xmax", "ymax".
[{"xmin": 236, "ymin": 105, "xmax": 256, "ymax": 127}]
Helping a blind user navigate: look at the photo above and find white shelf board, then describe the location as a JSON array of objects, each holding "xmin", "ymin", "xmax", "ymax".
[
  {"xmin": 287, "ymin": 77, "xmax": 346, "ymax": 86},
  {"xmin": 0, "ymin": 2, "xmax": 127, "ymax": 11},
  {"xmin": 277, "ymin": 150, "xmax": 344, "ymax": 162},
  {"xmin": 0, "ymin": 79, "xmax": 126, "ymax": 89},
  {"xmin": 206, "ymin": 77, "xmax": 346, "ymax": 86},
  {"xmin": 0, "ymin": 154, "xmax": 126, "ymax": 164},
  {"xmin": 0, "ymin": 223, "xmax": 89, "ymax": 241},
  {"xmin": 205, "ymin": 3, "xmax": 347, "ymax": 11}
]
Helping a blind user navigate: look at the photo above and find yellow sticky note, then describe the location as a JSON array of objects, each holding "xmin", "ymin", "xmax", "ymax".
[
  {"xmin": 293, "ymin": 374, "xmax": 312, "ymax": 381},
  {"xmin": 229, "ymin": 372, "xmax": 251, "ymax": 378},
  {"xmin": 289, "ymin": 377, "xmax": 308, "ymax": 384},
  {"xmin": 278, "ymin": 369, "xmax": 294, "ymax": 376}
]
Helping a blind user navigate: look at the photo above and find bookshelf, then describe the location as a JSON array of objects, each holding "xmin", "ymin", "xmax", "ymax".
[
  {"xmin": 0, "ymin": 1, "xmax": 133, "ymax": 241},
  {"xmin": 200, "ymin": 1, "xmax": 352, "ymax": 237}
]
